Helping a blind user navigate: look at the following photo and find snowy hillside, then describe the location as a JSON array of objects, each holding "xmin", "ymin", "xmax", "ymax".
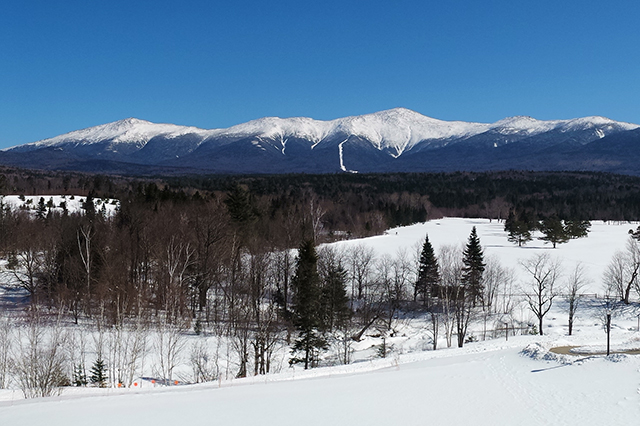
[
  {"xmin": 5, "ymin": 118, "xmax": 214, "ymax": 152},
  {"xmin": 1, "ymin": 218, "xmax": 639, "ymax": 425},
  {"xmin": 1, "ymin": 335, "xmax": 638, "ymax": 426}
]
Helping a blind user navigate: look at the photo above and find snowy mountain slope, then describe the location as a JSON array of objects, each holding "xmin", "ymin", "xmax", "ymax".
[
  {"xmin": 6, "ymin": 118, "xmax": 214, "ymax": 152},
  {"xmin": 1, "ymin": 109, "xmax": 639, "ymax": 175},
  {"xmin": 324, "ymin": 108, "xmax": 492, "ymax": 156}
]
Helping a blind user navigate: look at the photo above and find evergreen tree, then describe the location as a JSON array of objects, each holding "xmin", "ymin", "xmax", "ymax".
[
  {"xmin": 290, "ymin": 240, "xmax": 326, "ymax": 369},
  {"xmin": 504, "ymin": 210, "xmax": 533, "ymax": 247},
  {"xmin": 461, "ymin": 227, "xmax": 485, "ymax": 305},
  {"xmin": 36, "ymin": 197, "xmax": 47, "ymax": 220},
  {"xmin": 224, "ymin": 184, "xmax": 257, "ymax": 225},
  {"xmin": 415, "ymin": 234, "xmax": 440, "ymax": 305},
  {"xmin": 538, "ymin": 216, "xmax": 569, "ymax": 248},
  {"xmin": 83, "ymin": 192, "xmax": 96, "ymax": 219},
  {"xmin": 73, "ymin": 364, "xmax": 88, "ymax": 387},
  {"xmin": 320, "ymin": 261, "xmax": 351, "ymax": 332},
  {"xmin": 564, "ymin": 219, "xmax": 591, "ymax": 239},
  {"xmin": 90, "ymin": 358, "xmax": 107, "ymax": 388}
]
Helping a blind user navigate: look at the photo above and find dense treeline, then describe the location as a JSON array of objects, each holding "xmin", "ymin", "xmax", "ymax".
[
  {"xmin": 3, "ymin": 168, "xmax": 640, "ymax": 242},
  {"xmin": 165, "ymin": 170, "xmax": 640, "ymax": 222}
]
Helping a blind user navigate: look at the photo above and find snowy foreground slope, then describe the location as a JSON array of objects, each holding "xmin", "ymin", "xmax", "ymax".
[
  {"xmin": 1, "ymin": 218, "xmax": 640, "ymax": 425},
  {"xmin": 0, "ymin": 337, "xmax": 638, "ymax": 426}
]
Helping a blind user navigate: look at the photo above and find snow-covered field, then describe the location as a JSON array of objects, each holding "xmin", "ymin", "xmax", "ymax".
[
  {"xmin": 1, "ymin": 218, "xmax": 639, "ymax": 425},
  {"xmin": 330, "ymin": 217, "xmax": 636, "ymax": 296},
  {"xmin": 1, "ymin": 195, "xmax": 119, "ymax": 216}
]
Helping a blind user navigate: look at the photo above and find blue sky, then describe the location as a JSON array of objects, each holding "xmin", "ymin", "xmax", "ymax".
[{"xmin": 1, "ymin": 0, "xmax": 639, "ymax": 148}]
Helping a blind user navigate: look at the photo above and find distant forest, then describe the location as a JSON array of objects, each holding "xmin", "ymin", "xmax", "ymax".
[{"xmin": 2, "ymin": 168, "xmax": 640, "ymax": 244}]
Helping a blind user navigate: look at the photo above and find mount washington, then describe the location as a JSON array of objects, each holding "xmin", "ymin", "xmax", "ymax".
[{"xmin": 2, "ymin": 108, "xmax": 640, "ymax": 175}]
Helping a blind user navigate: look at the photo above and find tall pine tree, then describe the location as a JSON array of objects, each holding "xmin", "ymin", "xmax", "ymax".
[
  {"xmin": 564, "ymin": 219, "xmax": 591, "ymax": 239},
  {"xmin": 504, "ymin": 210, "xmax": 533, "ymax": 247},
  {"xmin": 415, "ymin": 234, "xmax": 440, "ymax": 305},
  {"xmin": 320, "ymin": 261, "xmax": 351, "ymax": 333},
  {"xmin": 462, "ymin": 227, "xmax": 485, "ymax": 305},
  {"xmin": 224, "ymin": 184, "xmax": 257, "ymax": 225},
  {"xmin": 538, "ymin": 216, "xmax": 569, "ymax": 248},
  {"xmin": 290, "ymin": 240, "xmax": 326, "ymax": 369},
  {"xmin": 90, "ymin": 358, "xmax": 107, "ymax": 388}
]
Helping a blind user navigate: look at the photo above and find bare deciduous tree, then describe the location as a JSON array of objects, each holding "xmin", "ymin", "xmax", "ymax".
[
  {"xmin": 565, "ymin": 263, "xmax": 588, "ymax": 336},
  {"xmin": 161, "ymin": 237, "xmax": 195, "ymax": 322},
  {"xmin": 494, "ymin": 265, "xmax": 517, "ymax": 316},
  {"xmin": 0, "ymin": 316, "xmax": 11, "ymax": 389},
  {"xmin": 520, "ymin": 253, "xmax": 562, "ymax": 336},
  {"xmin": 77, "ymin": 224, "xmax": 94, "ymax": 314},
  {"xmin": 438, "ymin": 243, "xmax": 477, "ymax": 348},
  {"xmin": 438, "ymin": 244, "xmax": 462, "ymax": 348},
  {"xmin": 12, "ymin": 314, "xmax": 69, "ymax": 398},
  {"xmin": 603, "ymin": 238, "xmax": 640, "ymax": 304},
  {"xmin": 347, "ymin": 244, "xmax": 375, "ymax": 301},
  {"xmin": 107, "ymin": 320, "xmax": 148, "ymax": 387},
  {"xmin": 154, "ymin": 321, "xmax": 186, "ymax": 384},
  {"xmin": 483, "ymin": 255, "xmax": 507, "ymax": 313},
  {"xmin": 308, "ymin": 196, "xmax": 326, "ymax": 242},
  {"xmin": 189, "ymin": 338, "xmax": 219, "ymax": 383}
]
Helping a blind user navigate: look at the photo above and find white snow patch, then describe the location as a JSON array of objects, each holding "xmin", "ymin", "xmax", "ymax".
[
  {"xmin": 1, "ymin": 195, "xmax": 118, "ymax": 217},
  {"xmin": 338, "ymin": 139, "xmax": 357, "ymax": 173}
]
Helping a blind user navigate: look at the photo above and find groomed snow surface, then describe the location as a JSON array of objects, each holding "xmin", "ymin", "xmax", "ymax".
[{"xmin": 1, "ymin": 218, "xmax": 640, "ymax": 425}]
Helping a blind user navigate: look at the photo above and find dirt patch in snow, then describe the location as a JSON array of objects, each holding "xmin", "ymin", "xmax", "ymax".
[{"xmin": 549, "ymin": 346, "xmax": 640, "ymax": 356}]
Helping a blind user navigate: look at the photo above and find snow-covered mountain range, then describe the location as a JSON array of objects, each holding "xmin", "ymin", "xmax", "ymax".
[{"xmin": 2, "ymin": 108, "xmax": 640, "ymax": 175}]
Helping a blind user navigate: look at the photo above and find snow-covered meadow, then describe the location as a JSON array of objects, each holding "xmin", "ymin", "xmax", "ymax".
[
  {"xmin": 330, "ymin": 217, "xmax": 635, "ymax": 296},
  {"xmin": 1, "ymin": 195, "xmax": 119, "ymax": 217},
  {"xmin": 1, "ymin": 218, "xmax": 639, "ymax": 425}
]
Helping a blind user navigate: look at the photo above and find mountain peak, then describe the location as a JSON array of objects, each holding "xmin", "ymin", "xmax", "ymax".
[
  {"xmin": 114, "ymin": 117, "xmax": 150, "ymax": 126},
  {"xmin": 7, "ymin": 118, "xmax": 210, "ymax": 151},
  {"xmin": 493, "ymin": 116, "xmax": 543, "ymax": 128},
  {"xmin": 3, "ymin": 109, "xmax": 640, "ymax": 176}
]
